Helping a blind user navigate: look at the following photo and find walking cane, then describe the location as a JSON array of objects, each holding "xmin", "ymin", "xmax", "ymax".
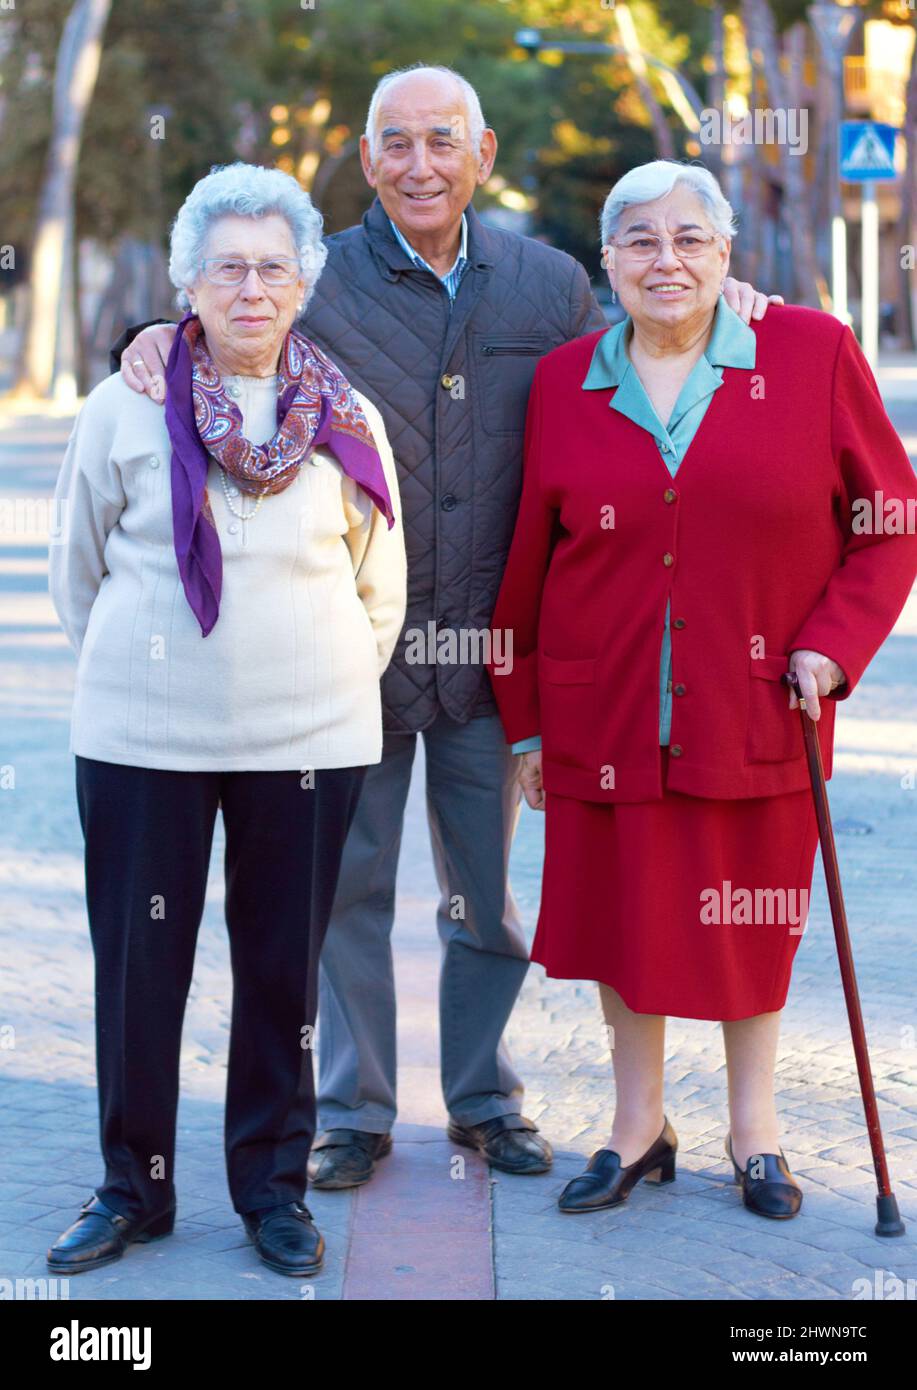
[{"xmin": 783, "ymin": 671, "xmax": 905, "ymax": 1236}]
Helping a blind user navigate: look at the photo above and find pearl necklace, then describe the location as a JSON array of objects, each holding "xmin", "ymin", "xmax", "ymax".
[
  {"xmin": 216, "ymin": 373, "xmax": 279, "ymax": 523},
  {"xmin": 220, "ymin": 465, "xmax": 267, "ymax": 521}
]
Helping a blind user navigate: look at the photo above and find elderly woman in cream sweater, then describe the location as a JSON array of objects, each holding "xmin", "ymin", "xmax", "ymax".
[{"xmin": 46, "ymin": 163, "xmax": 406, "ymax": 1280}]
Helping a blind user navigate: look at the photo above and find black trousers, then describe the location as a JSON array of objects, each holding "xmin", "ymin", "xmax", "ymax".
[{"xmin": 74, "ymin": 755, "xmax": 366, "ymax": 1219}]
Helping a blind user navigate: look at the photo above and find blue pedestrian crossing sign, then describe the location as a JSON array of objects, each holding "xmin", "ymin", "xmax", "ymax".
[{"xmin": 840, "ymin": 121, "xmax": 898, "ymax": 182}]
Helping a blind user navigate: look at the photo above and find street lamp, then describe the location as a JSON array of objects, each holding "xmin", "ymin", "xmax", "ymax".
[{"xmin": 513, "ymin": 28, "xmax": 705, "ymax": 129}]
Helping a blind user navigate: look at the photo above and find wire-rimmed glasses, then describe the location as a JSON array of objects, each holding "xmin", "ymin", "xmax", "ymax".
[
  {"xmin": 200, "ymin": 257, "xmax": 302, "ymax": 286},
  {"xmin": 611, "ymin": 232, "xmax": 721, "ymax": 261}
]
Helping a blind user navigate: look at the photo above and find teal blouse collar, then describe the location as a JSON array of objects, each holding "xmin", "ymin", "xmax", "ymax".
[
  {"xmin": 583, "ymin": 294, "xmax": 756, "ymax": 390},
  {"xmin": 581, "ymin": 294, "xmax": 756, "ymax": 446}
]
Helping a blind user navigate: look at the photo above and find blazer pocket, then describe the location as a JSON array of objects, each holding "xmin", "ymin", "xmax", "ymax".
[
  {"xmin": 539, "ymin": 653, "xmax": 596, "ymax": 768},
  {"xmin": 745, "ymin": 654, "xmax": 805, "ymax": 764}
]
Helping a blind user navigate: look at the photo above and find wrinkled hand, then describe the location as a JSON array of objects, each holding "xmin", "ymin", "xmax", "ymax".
[
  {"xmin": 787, "ymin": 650, "xmax": 846, "ymax": 721},
  {"xmin": 722, "ymin": 277, "xmax": 784, "ymax": 325},
  {"xmin": 517, "ymin": 749, "xmax": 545, "ymax": 811},
  {"xmin": 121, "ymin": 324, "xmax": 177, "ymax": 402}
]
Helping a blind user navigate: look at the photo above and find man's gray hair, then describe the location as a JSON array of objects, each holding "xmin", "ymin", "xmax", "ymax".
[
  {"xmin": 168, "ymin": 161, "xmax": 328, "ymax": 311},
  {"xmin": 599, "ymin": 160, "xmax": 738, "ymax": 246},
  {"xmin": 364, "ymin": 64, "xmax": 487, "ymax": 159}
]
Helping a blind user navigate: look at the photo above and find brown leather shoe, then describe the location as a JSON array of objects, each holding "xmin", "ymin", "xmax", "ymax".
[
  {"xmin": 47, "ymin": 1194, "xmax": 175, "ymax": 1274},
  {"xmin": 307, "ymin": 1129, "xmax": 393, "ymax": 1189},
  {"xmin": 558, "ymin": 1117, "xmax": 678, "ymax": 1212},
  {"xmin": 447, "ymin": 1115, "xmax": 552, "ymax": 1174},
  {"xmin": 726, "ymin": 1134, "xmax": 803, "ymax": 1219}
]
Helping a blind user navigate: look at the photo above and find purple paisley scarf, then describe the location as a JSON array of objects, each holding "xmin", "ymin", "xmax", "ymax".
[{"xmin": 164, "ymin": 311, "xmax": 395, "ymax": 636}]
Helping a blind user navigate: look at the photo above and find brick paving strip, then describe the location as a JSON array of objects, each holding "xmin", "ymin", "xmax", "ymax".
[
  {"xmin": 341, "ymin": 1127, "xmax": 494, "ymax": 1300},
  {"xmin": 337, "ymin": 942, "xmax": 496, "ymax": 1299}
]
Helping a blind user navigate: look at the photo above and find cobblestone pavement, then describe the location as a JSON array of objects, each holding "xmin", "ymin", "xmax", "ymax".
[{"xmin": 1, "ymin": 375, "xmax": 916, "ymax": 1302}]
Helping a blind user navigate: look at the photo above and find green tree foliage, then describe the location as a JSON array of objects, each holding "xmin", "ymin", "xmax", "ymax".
[
  {"xmin": 0, "ymin": 0, "xmax": 266, "ymax": 255},
  {"xmin": 0, "ymin": 0, "xmax": 697, "ymax": 273},
  {"xmin": 6, "ymin": 0, "xmax": 908, "ymax": 330},
  {"xmin": 258, "ymin": 0, "xmax": 692, "ymax": 263}
]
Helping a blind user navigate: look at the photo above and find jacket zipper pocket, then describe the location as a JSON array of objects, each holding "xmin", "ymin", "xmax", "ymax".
[{"xmin": 481, "ymin": 339, "xmax": 546, "ymax": 356}]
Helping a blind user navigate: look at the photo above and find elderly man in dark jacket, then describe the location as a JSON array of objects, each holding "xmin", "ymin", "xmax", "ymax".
[{"xmin": 116, "ymin": 63, "xmax": 775, "ymax": 1191}]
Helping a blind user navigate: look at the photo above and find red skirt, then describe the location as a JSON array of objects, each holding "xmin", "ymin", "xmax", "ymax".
[{"xmin": 532, "ymin": 750, "xmax": 821, "ymax": 1021}]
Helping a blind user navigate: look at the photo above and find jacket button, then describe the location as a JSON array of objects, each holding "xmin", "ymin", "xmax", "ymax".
[
  {"xmin": 441, "ymin": 374, "xmax": 454, "ymax": 389},
  {"xmin": 148, "ymin": 456, "xmax": 160, "ymax": 469},
  {"xmin": 227, "ymin": 522, "xmax": 239, "ymax": 535},
  {"xmin": 441, "ymin": 494, "xmax": 457, "ymax": 511},
  {"xmin": 663, "ymin": 488, "xmax": 677, "ymax": 503},
  {"xmin": 673, "ymin": 617, "xmax": 686, "ymax": 629},
  {"xmin": 663, "ymin": 552, "xmax": 674, "ymax": 567},
  {"xmin": 670, "ymin": 744, "xmax": 683, "ymax": 757},
  {"xmin": 674, "ymin": 683, "xmax": 686, "ymax": 696}
]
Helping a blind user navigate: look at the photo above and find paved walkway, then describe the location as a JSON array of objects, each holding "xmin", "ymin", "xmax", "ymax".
[{"xmin": 1, "ymin": 369, "xmax": 917, "ymax": 1301}]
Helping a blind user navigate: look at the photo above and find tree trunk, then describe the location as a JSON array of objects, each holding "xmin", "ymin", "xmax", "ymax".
[
  {"xmin": 615, "ymin": 4, "xmax": 676, "ymax": 160},
  {"xmin": 310, "ymin": 138, "xmax": 360, "ymax": 207},
  {"xmin": 707, "ymin": 2, "xmax": 726, "ymax": 183},
  {"xmin": 740, "ymin": 0, "xmax": 821, "ymax": 305},
  {"xmin": 14, "ymin": 0, "xmax": 112, "ymax": 399},
  {"xmin": 0, "ymin": 24, "xmax": 14, "ymax": 146}
]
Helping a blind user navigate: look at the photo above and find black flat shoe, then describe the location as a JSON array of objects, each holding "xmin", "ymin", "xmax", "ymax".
[
  {"xmin": 558, "ymin": 1116, "xmax": 678, "ymax": 1213},
  {"xmin": 242, "ymin": 1200, "xmax": 324, "ymax": 1276},
  {"xmin": 46, "ymin": 1194, "xmax": 175, "ymax": 1274},
  {"xmin": 307, "ymin": 1129, "xmax": 393, "ymax": 1189},
  {"xmin": 447, "ymin": 1115, "xmax": 552, "ymax": 1174},
  {"xmin": 726, "ymin": 1134, "xmax": 803, "ymax": 1219}
]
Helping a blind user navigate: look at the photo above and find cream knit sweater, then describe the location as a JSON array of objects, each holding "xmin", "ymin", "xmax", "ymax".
[{"xmin": 49, "ymin": 371, "xmax": 407, "ymax": 771}]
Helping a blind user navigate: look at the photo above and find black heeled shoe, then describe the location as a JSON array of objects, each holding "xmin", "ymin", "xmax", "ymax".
[
  {"xmin": 726, "ymin": 1134, "xmax": 803, "ymax": 1219},
  {"xmin": 558, "ymin": 1117, "xmax": 678, "ymax": 1213}
]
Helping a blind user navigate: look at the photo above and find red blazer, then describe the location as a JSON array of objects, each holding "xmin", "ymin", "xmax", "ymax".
[{"xmin": 487, "ymin": 306, "xmax": 917, "ymax": 802}]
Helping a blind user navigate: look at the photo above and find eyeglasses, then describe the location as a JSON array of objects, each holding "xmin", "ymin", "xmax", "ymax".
[
  {"xmin": 611, "ymin": 233, "xmax": 721, "ymax": 261},
  {"xmin": 200, "ymin": 257, "xmax": 302, "ymax": 286}
]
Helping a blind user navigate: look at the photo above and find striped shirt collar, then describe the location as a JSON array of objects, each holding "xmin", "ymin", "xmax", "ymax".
[{"xmin": 387, "ymin": 212, "xmax": 469, "ymax": 302}]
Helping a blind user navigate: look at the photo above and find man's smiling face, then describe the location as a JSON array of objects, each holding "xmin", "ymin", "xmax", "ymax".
[{"xmin": 360, "ymin": 71, "xmax": 496, "ymax": 243}]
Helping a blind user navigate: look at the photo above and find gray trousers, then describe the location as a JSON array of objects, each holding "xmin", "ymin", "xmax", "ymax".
[{"xmin": 316, "ymin": 708, "xmax": 530, "ymax": 1132}]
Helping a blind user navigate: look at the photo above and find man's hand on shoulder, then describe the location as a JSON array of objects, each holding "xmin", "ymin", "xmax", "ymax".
[
  {"xmin": 121, "ymin": 323, "xmax": 178, "ymax": 402},
  {"xmin": 722, "ymin": 276, "xmax": 784, "ymax": 325}
]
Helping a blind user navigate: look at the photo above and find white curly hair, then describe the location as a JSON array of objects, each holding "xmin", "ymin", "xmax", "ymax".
[
  {"xmin": 168, "ymin": 162, "xmax": 328, "ymax": 311},
  {"xmin": 599, "ymin": 160, "xmax": 738, "ymax": 246}
]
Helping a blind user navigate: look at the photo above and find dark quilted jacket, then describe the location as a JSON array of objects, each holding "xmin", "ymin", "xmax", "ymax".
[
  {"xmin": 112, "ymin": 196, "xmax": 607, "ymax": 732},
  {"xmin": 305, "ymin": 197, "xmax": 607, "ymax": 732}
]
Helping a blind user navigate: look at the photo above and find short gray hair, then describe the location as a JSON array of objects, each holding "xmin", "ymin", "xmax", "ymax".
[
  {"xmin": 168, "ymin": 161, "xmax": 328, "ymax": 311},
  {"xmin": 599, "ymin": 160, "xmax": 737, "ymax": 246},
  {"xmin": 364, "ymin": 64, "xmax": 487, "ymax": 160}
]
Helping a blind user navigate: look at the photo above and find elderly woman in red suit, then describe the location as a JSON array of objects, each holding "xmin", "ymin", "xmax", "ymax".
[{"xmin": 488, "ymin": 159, "xmax": 917, "ymax": 1220}]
